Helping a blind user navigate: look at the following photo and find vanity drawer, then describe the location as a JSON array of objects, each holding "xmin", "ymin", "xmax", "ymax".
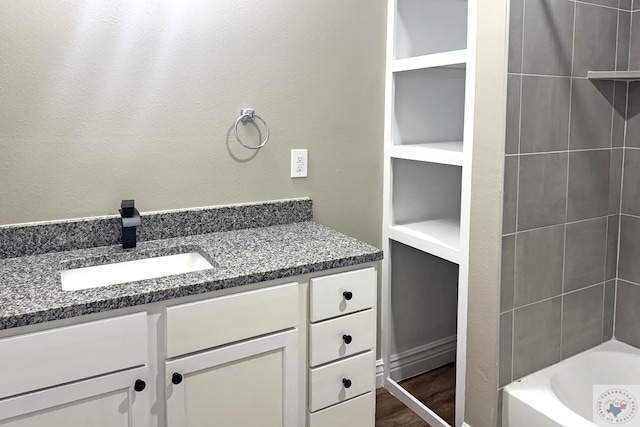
[
  {"xmin": 166, "ymin": 282, "xmax": 298, "ymax": 358},
  {"xmin": 308, "ymin": 392, "xmax": 374, "ymax": 427},
  {"xmin": 309, "ymin": 268, "xmax": 376, "ymax": 322},
  {"xmin": 309, "ymin": 308, "xmax": 375, "ymax": 367},
  {"xmin": 0, "ymin": 312, "xmax": 147, "ymax": 400},
  {"xmin": 308, "ymin": 350, "xmax": 375, "ymax": 412}
]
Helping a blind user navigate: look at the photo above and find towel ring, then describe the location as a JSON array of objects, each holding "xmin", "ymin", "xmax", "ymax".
[{"xmin": 234, "ymin": 109, "xmax": 270, "ymax": 150}]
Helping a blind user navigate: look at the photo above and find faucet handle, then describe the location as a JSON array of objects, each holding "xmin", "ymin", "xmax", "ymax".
[{"xmin": 120, "ymin": 199, "xmax": 136, "ymax": 218}]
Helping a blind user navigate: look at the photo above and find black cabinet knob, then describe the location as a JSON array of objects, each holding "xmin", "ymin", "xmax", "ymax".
[
  {"xmin": 134, "ymin": 379, "xmax": 146, "ymax": 392},
  {"xmin": 343, "ymin": 291, "xmax": 353, "ymax": 300},
  {"xmin": 342, "ymin": 334, "xmax": 353, "ymax": 344},
  {"xmin": 172, "ymin": 373, "xmax": 183, "ymax": 385},
  {"xmin": 342, "ymin": 378, "xmax": 352, "ymax": 388}
]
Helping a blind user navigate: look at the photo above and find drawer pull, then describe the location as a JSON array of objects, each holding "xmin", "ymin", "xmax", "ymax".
[
  {"xmin": 343, "ymin": 291, "xmax": 353, "ymax": 300},
  {"xmin": 342, "ymin": 334, "xmax": 353, "ymax": 344},
  {"xmin": 172, "ymin": 372, "xmax": 183, "ymax": 385},
  {"xmin": 342, "ymin": 378, "xmax": 352, "ymax": 388},
  {"xmin": 134, "ymin": 379, "xmax": 146, "ymax": 392}
]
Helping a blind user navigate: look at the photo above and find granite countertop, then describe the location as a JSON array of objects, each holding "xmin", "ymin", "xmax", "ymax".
[{"xmin": 0, "ymin": 219, "xmax": 382, "ymax": 330}]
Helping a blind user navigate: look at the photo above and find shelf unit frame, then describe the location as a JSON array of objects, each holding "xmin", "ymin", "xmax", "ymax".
[{"xmin": 381, "ymin": 0, "xmax": 476, "ymax": 426}]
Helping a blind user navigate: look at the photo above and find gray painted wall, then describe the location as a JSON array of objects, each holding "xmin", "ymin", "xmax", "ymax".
[
  {"xmin": 0, "ymin": 0, "xmax": 385, "ymax": 250},
  {"xmin": 499, "ymin": 0, "xmax": 629, "ymax": 399}
]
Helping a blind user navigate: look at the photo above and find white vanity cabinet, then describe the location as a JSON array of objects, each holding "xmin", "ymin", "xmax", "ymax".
[
  {"xmin": 0, "ymin": 313, "xmax": 149, "ymax": 427},
  {"xmin": 307, "ymin": 268, "xmax": 377, "ymax": 427},
  {"xmin": 0, "ymin": 265, "xmax": 378, "ymax": 427},
  {"xmin": 164, "ymin": 282, "xmax": 300, "ymax": 427}
]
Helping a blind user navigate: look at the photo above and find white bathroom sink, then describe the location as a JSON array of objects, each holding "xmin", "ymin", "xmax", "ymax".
[{"xmin": 60, "ymin": 252, "xmax": 214, "ymax": 291}]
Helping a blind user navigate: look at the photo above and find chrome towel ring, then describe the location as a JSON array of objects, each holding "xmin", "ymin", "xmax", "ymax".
[{"xmin": 234, "ymin": 108, "xmax": 270, "ymax": 150}]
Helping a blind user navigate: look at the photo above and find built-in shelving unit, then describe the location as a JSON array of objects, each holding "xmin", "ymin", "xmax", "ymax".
[
  {"xmin": 382, "ymin": 0, "xmax": 474, "ymax": 426},
  {"xmin": 587, "ymin": 70, "xmax": 640, "ymax": 81}
]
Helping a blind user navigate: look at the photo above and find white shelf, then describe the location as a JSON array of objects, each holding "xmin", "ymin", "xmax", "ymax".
[
  {"xmin": 587, "ymin": 70, "xmax": 640, "ymax": 81},
  {"xmin": 395, "ymin": 0, "xmax": 468, "ymax": 60},
  {"xmin": 393, "ymin": 67, "xmax": 466, "ymax": 145},
  {"xmin": 391, "ymin": 50, "xmax": 467, "ymax": 73},
  {"xmin": 387, "ymin": 141, "xmax": 463, "ymax": 166},
  {"xmin": 388, "ymin": 219, "xmax": 461, "ymax": 264}
]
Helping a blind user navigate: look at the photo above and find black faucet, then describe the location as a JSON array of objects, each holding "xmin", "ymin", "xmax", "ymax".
[{"xmin": 120, "ymin": 200, "xmax": 141, "ymax": 249}]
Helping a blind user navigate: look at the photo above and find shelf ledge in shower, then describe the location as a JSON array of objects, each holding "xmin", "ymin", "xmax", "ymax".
[{"xmin": 587, "ymin": 70, "xmax": 640, "ymax": 81}]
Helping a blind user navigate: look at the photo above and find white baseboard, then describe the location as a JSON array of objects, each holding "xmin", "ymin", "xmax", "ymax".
[
  {"xmin": 376, "ymin": 335, "xmax": 457, "ymax": 387},
  {"xmin": 376, "ymin": 358, "xmax": 385, "ymax": 388}
]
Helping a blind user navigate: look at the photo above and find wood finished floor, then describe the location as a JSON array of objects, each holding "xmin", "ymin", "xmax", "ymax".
[{"xmin": 375, "ymin": 363, "xmax": 456, "ymax": 427}]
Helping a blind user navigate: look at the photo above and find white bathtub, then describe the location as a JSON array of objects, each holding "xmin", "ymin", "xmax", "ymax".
[{"xmin": 503, "ymin": 340, "xmax": 640, "ymax": 427}]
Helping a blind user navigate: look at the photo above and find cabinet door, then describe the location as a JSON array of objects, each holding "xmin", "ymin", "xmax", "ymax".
[
  {"xmin": 166, "ymin": 329, "xmax": 298, "ymax": 427},
  {"xmin": 0, "ymin": 366, "xmax": 149, "ymax": 427}
]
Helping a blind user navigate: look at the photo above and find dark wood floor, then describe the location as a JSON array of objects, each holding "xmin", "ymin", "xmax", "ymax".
[{"xmin": 375, "ymin": 363, "xmax": 456, "ymax": 427}]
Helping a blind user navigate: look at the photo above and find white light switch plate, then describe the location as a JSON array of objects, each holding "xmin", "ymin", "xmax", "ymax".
[{"xmin": 291, "ymin": 149, "xmax": 308, "ymax": 178}]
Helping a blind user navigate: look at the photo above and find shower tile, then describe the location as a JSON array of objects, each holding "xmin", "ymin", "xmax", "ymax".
[
  {"xmin": 567, "ymin": 150, "xmax": 611, "ymax": 221},
  {"xmin": 617, "ymin": 11, "xmax": 631, "ymax": 71},
  {"xmin": 513, "ymin": 297, "xmax": 562, "ymax": 380},
  {"xmin": 606, "ymin": 215, "xmax": 620, "ymax": 281},
  {"xmin": 520, "ymin": 76, "xmax": 570, "ymax": 153},
  {"xmin": 615, "ymin": 280, "xmax": 640, "ymax": 348},
  {"xmin": 622, "ymin": 149, "xmax": 640, "ymax": 215},
  {"xmin": 499, "ymin": 311, "xmax": 514, "ymax": 388},
  {"xmin": 618, "ymin": 215, "xmax": 640, "ymax": 283},
  {"xmin": 515, "ymin": 225, "xmax": 565, "ymax": 307},
  {"xmin": 626, "ymin": 83, "xmax": 640, "ymax": 147},
  {"xmin": 522, "ymin": 0, "xmax": 574, "ymax": 76},
  {"xmin": 509, "ymin": 0, "xmax": 524, "ymax": 73},
  {"xmin": 518, "ymin": 153, "xmax": 568, "ymax": 230},
  {"xmin": 620, "ymin": 0, "xmax": 632, "ymax": 11},
  {"xmin": 505, "ymin": 75, "xmax": 521, "ymax": 155},
  {"xmin": 612, "ymin": 82, "xmax": 627, "ymax": 148},
  {"xmin": 569, "ymin": 79, "xmax": 614, "ymax": 150},
  {"xmin": 578, "ymin": 0, "xmax": 619, "ymax": 7},
  {"xmin": 501, "ymin": 234, "xmax": 516, "ymax": 312},
  {"xmin": 503, "ymin": 156, "xmax": 518, "ymax": 234},
  {"xmin": 564, "ymin": 218, "xmax": 607, "ymax": 292},
  {"xmin": 609, "ymin": 149, "xmax": 623, "ymax": 215},
  {"xmin": 573, "ymin": 3, "xmax": 618, "ymax": 77},
  {"xmin": 603, "ymin": 280, "xmax": 615, "ymax": 341},
  {"xmin": 561, "ymin": 284, "xmax": 604, "ymax": 359},
  {"xmin": 630, "ymin": 12, "xmax": 640, "ymax": 70}
]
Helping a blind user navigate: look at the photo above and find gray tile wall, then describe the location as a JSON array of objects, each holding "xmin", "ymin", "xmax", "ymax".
[
  {"xmin": 499, "ymin": 0, "xmax": 627, "ymax": 395},
  {"xmin": 617, "ymin": 77, "xmax": 640, "ymax": 348}
]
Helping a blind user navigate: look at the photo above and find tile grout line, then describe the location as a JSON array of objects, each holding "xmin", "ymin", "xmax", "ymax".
[
  {"xmin": 612, "ymin": 79, "xmax": 630, "ymax": 338},
  {"xmin": 604, "ymin": 0, "xmax": 622, "ymax": 343},
  {"xmin": 602, "ymin": 218, "xmax": 610, "ymax": 342},
  {"xmin": 559, "ymin": 0, "xmax": 579, "ymax": 360},
  {"xmin": 505, "ymin": 147, "xmax": 622, "ymax": 157},
  {"xmin": 575, "ymin": 0, "xmax": 631, "ymax": 11},
  {"xmin": 619, "ymin": 212, "xmax": 640, "ymax": 219},
  {"xmin": 618, "ymin": 277, "xmax": 640, "ymax": 287},
  {"xmin": 503, "ymin": 214, "xmax": 616, "ymax": 239},
  {"xmin": 511, "ymin": 0, "xmax": 527, "ymax": 385},
  {"xmin": 511, "ymin": 281, "xmax": 606, "ymax": 313}
]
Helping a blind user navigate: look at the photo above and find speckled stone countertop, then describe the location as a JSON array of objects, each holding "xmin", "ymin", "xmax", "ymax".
[{"xmin": 0, "ymin": 199, "xmax": 382, "ymax": 330}]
